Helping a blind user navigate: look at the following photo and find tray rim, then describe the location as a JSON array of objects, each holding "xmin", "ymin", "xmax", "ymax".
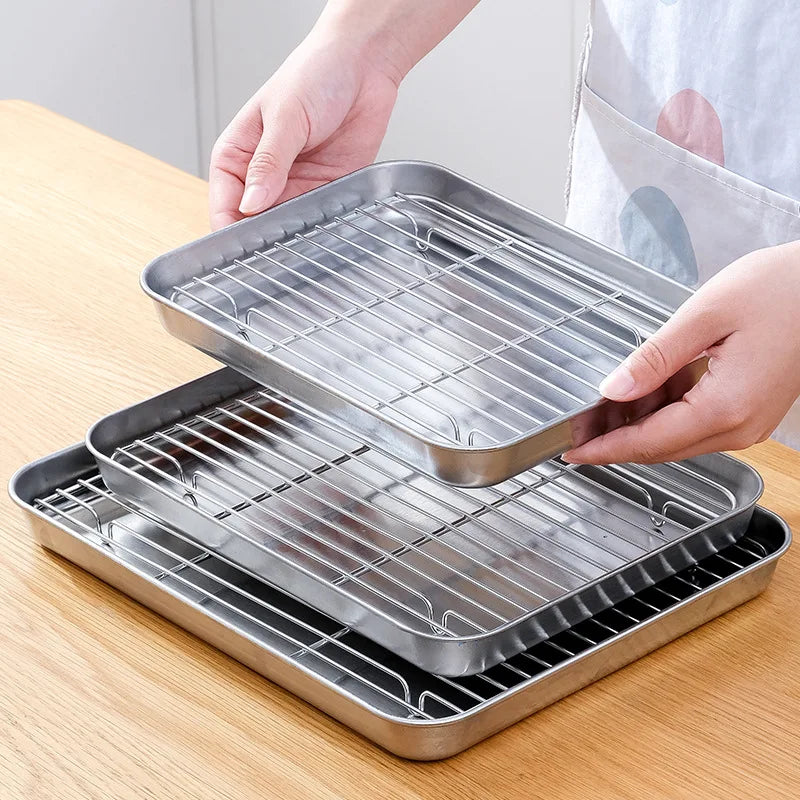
[
  {"xmin": 83, "ymin": 369, "xmax": 765, "ymax": 662},
  {"xmin": 140, "ymin": 159, "xmax": 697, "ymax": 478},
  {"xmin": 7, "ymin": 443, "xmax": 791, "ymax": 739}
]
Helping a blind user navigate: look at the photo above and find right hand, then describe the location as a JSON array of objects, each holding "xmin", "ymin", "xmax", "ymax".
[{"xmin": 208, "ymin": 31, "xmax": 400, "ymax": 230}]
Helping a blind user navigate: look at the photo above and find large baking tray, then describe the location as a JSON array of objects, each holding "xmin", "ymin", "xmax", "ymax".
[
  {"xmin": 142, "ymin": 161, "xmax": 702, "ymax": 487},
  {"xmin": 9, "ymin": 444, "xmax": 790, "ymax": 760},
  {"xmin": 86, "ymin": 368, "xmax": 763, "ymax": 676}
]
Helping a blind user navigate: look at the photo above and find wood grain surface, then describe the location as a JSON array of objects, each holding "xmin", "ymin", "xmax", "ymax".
[{"xmin": 1, "ymin": 100, "xmax": 798, "ymax": 799}]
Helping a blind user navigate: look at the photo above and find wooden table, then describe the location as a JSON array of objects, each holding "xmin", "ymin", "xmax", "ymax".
[{"xmin": 1, "ymin": 101, "xmax": 798, "ymax": 800}]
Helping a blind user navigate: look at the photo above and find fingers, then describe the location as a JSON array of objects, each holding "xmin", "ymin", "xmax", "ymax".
[
  {"xmin": 599, "ymin": 294, "xmax": 730, "ymax": 401},
  {"xmin": 208, "ymin": 104, "xmax": 262, "ymax": 230},
  {"xmin": 564, "ymin": 427, "xmax": 729, "ymax": 466},
  {"xmin": 208, "ymin": 95, "xmax": 311, "ymax": 229},
  {"xmin": 239, "ymin": 99, "xmax": 310, "ymax": 216},
  {"xmin": 208, "ymin": 165, "xmax": 245, "ymax": 230},
  {"xmin": 564, "ymin": 359, "xmax": 773, "ymax": 464},
  {"xmin": 563, "ymin": 391, "xmax": 717, "ymax": 464},
  {"xmin": 564, "ymin": 417, "xmax": 765, "ymax": 465}
]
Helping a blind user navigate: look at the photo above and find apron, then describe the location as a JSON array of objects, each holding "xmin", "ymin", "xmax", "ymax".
[{"xmin": 565, "ymin": 0, "xmax": 800, "ymax": 449}]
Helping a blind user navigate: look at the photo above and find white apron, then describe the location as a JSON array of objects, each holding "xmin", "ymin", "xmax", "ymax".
[{"xmin": 566, "ymin": 0, "xmax": 800, "ymax": 448}]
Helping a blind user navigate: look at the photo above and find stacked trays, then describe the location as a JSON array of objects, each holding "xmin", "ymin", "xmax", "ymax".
[
  {"xmin": 10, "ymin": 446, "xmax": 790, "ymax": 760},
  {"xmin": 10, "ymin": 162, "xmax": 789, "ymax": 756},
  {"xmin": 87, "ymin": 369, "xmax": 763, "ymax": 675}
]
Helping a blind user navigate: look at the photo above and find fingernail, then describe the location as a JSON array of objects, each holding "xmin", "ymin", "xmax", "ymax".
[
  {"xmin": 562, "ymin": 449, "xmax": 590, "ymax": 464},
  {"xmin": 599, "ymin": 362, "xmax": 636, "ymax": 400},
  {"xmin": 239, "ymin": 183, "xmax": 269, "ymax": 214}
]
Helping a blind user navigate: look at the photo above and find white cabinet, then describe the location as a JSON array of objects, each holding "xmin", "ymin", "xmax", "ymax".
[{"xmin": 0, "ymin": 0, "xmax": 200, "ymax": 174}]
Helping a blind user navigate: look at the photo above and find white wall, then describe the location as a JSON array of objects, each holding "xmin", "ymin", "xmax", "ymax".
[
  {"xmin": 0, "ymin": 0, "xmax": 592, "ymax": 222},
  {"xmin": 0, "ymin": 0, "xmax": 200, "ymax": 174},
  {"xmin": 379, "ymin": 1, "xmax": 585, "ymax": 220}
]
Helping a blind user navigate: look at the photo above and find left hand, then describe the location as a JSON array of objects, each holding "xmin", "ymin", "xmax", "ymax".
[{"xmin": 563, "ymin": 240, "xmax": 800, "ymax": 464}]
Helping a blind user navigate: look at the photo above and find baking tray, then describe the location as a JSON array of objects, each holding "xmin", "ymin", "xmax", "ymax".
[
  {"xmin": 142, "ymin": 160, "xmax": 702, "ymax": 487},
  {"xmin": 86, "ymin": 368, "xmax": 763, "ymax": 676},
  {"xmin": 9, "ymin": 444, "xmax": 790, "ymax": 760}
]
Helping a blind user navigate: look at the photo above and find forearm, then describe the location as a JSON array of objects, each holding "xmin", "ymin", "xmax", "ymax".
[{"xmin": 313, "ymin": 0, "xmax": 480, "ymax": 84}]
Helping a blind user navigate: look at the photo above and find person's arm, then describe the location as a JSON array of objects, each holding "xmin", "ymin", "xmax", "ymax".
[
  {"xmin": 209, "ymin": 0, "xmax": 479, "ymax": 229},
  {"xmin": 563, "ymin": 240, "xmax": 800, "ymax": 464}
]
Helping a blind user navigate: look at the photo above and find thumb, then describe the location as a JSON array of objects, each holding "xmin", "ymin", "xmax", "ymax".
[
  {"xmin": 239, "ymin": 101, "xmax": 309, "ymax": 215},
  {"xmin": 599, "ymin": 299, "xmax": 724, "ymax": 401}
]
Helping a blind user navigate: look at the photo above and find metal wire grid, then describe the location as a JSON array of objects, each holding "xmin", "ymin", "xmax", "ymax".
[
  {"xmin": 107, "ymin": 387, "xmax": 736, "ymax": 638},
  {"xmin": 170, "ymin": 193, "xmax": 673, "ymax": 445},
  {"xmin": 34, "ymin": 475, "xmax": 768, "ymax": 721}
]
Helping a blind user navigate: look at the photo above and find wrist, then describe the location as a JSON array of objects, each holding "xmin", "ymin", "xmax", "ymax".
[
  {"xmin": 309, "ymin": 5, "xmax": 412, "ymax": 86},
  {"xmin": 311, "ymin": 0, "xmax": 478, "ymax": 87}
]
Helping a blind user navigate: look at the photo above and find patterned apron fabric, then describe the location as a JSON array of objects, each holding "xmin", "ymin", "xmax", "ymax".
[{"xmin": 566, "ymin": 0, "xmax": 800, "ymax": 447}]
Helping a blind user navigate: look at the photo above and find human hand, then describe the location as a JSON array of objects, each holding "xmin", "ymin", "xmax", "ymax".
[
  {"xmin": 563, "ymin": 241, "xmax": 800, "ymax": 464},
  {"xmin": 208, "ymin": 32, "xmax": 399, "ymax": 229},
  {"xmin": 208, "ymin": 0, "xmax": 479, "ymax": 230}
]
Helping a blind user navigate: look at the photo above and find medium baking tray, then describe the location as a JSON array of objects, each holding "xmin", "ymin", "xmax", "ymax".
[
  {"xmin": 86, "ymin": 368, "xmax": 763, "ymax": 676},
  {"xmin": 141, "ymin": 160, "xmax": 702, "ymax": 487},
  {"xmin": 9, "ymin": 444, "xmax": 790, "ymax": 760}
]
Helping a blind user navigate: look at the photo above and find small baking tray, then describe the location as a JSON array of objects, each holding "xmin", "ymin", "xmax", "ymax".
[
  {"xmin": 9, "ymin": 444, "xmax": 790, "ymax": 760},
  {"xmin": 142, "ymin": 161, "xmax": 700, "ymax": 487},
  {"xmin": 86, "ymin": 369, "xmax": 763, "ymax": 676}
]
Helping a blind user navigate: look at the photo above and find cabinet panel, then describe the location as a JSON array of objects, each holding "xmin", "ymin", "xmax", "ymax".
[{"xmin": 0, "ymin": 0, "xmax": 199, "ymax": 174}]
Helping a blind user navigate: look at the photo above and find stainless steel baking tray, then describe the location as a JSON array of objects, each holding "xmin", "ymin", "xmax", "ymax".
[
  {"xmin": 9, "ymin": 444, "xmax": 790, "ymax": 760},
  {"xmin": 86, "ymin": 368, "xmax": 763, "ymax": 676},
  {"xmin": 142, "ymin": 161, "xmax": 702, "ymax": 487}
]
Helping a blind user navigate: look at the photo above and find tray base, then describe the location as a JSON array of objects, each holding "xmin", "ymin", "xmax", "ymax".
[{"xmin": 9, "ymin": 444, "xmax": 790, "ymax": 760}]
